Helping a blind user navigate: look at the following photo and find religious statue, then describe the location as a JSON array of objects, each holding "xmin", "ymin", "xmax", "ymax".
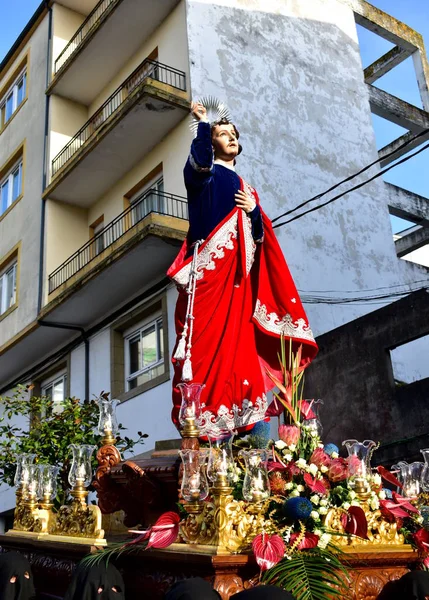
[{"xmin": 167, "ymin": 101, "xmax": 318, "ymax": 437}]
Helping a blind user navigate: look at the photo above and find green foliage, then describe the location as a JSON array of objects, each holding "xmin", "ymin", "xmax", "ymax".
[
  {"xmin": 0, "ymin": 385, "xmax": 147, "ymax": 507},
  {"xmin": 262, "ymin": 545, "xmax": 351, "ymax": 600}
]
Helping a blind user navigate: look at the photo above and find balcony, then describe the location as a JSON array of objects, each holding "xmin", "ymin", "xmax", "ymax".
[
  {"xmin": 44, "ymin": 59, "xmax": 189, "ymax": 205},
  {"xmin": 48, "ymin": 0, "xmax": 181, "ymax": 105},
  {"xmin": 48, "ymin": 188, "xmax": 188, "ymax": 296}
]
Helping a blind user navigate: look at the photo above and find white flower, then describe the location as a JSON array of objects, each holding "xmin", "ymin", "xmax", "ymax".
[
  {"xmin": 318, "ymin": 443, "xmax": 325, "ymax": 449},
  {"xmin": 351, "ymin": 500, "xmax": 360, "ymax": 507},
  {"xmin": 310, "ymin": 511, "xmax": 320, "ymax": 520},
  {"xmin": 290, "ymin": 489, "xmax": 300, "ymax": 497},
  {"xmin": 318, "ymin": 506, "xmax": 328, "ymax": 515},
  {"xmin": 320, "ymin": 499, "xmax": 328, "ymax": 507},
  {"xmin": 285, "ymin": 482, "xmax": 294, "ymax": 490},
  {"xmin": 289, "ymin": 444, "xmax": 296, "ymax": 452},
  {"xmin": 296, "ymin": 458, "xmax": 307, "ymax": 469},
  {"xmin": 416, "ymin": 515, "xmax": 424, "ymax": 524},
  {"xmin": 372, "ymin": 474, "xmax": 382, "ymax": 486},
  {"xmin": 318, "ymin": 533, "xmax": 332, "ymax": 549},
  {"xmin": 275, "ymin": 440, "xmax": 287, "ymax": 450},
  {"xmin": 310, "ymin": 430, "xmax": 318, "ymax": 437},
  {"xmin": 320, "ymin": 465, "xmax": 328, "ymax": 473},
  {"xmin": 296, "ymin": 485, "xmax": 305, "ymax": 492},
  {"xmin": 349, "ymin": 491, "xmax": 356, "ymax": 500},
  {"xmin": 308, "ymin": 463, "xmax": 318, "ymax": 476},
  {"xmin": 343, "ymin": 502, "xmax": 351, "ymax": 510},
  {"xmin": 379, "ymin": 490, "xmax": 386, "ymax": 500},
  {"xmin": 370, "ymin": 497, "xmax": 380, "ymax": 511},
  {"xmin": 310, "ymin": 495, "xmax": 320, "ymax": 505},
  {"xmin": 283, "ymin": 453, "xmax": 293, "ymax": 462},
  {"xmin": 331, "ymin": 452, "xmax": 339, "ymax": 459},
  {"xmin": 314, "ymin": 529, "xmax": 322, "ymax": 536}
]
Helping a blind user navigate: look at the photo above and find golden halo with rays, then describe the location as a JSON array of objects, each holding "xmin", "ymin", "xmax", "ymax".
[{"xmin": 190, "ymin": 96, "xmax": 233, "ymax": 136}]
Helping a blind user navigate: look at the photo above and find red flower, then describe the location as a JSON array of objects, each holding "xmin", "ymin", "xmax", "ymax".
[
  {"xmin": 252, "ymin": 533, "xmax": 285, "ymax": 571},
  {"xmin": 379, "ymin": 499, "xmax": 409, "ymax": 521},
  {"xmin": 298, "ymin": 400, "xmax": 316, "ymax": 420},
  {"xmin": 327, "ymin": 458, "xmax": 349, "ymax": 482},
  {"xmin": 304, "ymin": 472, "xmax": 329, "ymax": 496},
  {"xmin": 269, "ymin": 471, "xmax": 287, "ymax": 495},
  {"xmin": 341, "ymin": 506, "xmax": 368, "ymax": 540},
  {"xmin": 290, "ymin": 532, "xmax": 319, "ymax": 550},
  {"xmin": 278, "ymin": 425, "xmax": 300, "ymax": 446},
  {"xmin": 310, "ymin": 447, "xmax": 331, "ymax": 468},
  {"xmin": 414, "ymin": 528, "xmax": 429, "ymax": 552}
]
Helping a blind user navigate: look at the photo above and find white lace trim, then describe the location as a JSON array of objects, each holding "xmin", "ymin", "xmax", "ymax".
[
  {"xmin": 199, "ymin": 394, "xmax": 268, "ymax": 437},
  {"xmin": 253, "ymin": 299, "xmax": 316, "ymax": 342},
  {"xmin": 241, "ymin": 210, "xmax": 256, "ymax": 277},
  {"xmin": 173, "ymin": 212, "xmax": 238, "ymax": 287}
]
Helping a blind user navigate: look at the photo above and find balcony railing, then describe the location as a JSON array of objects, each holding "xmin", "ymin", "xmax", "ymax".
[
  {"xmin": 48, "ymin": 188, "xmax": 188, "ymax": 294},
  {"xmin": 54, "ymin": 0, "xmax": 120, "ymax": 73},
  {"xmin": 51, "ymin": 59, "xmax": 186, "ymax": 176}
]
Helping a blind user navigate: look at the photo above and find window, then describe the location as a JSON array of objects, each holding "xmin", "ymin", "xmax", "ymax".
[
  {"xmin": 0, "ymin": 260, "xmax": 17, "ymax": 316},
  {"xmin": 41, "ymin": 373, "xmax": 67, "ymax": 414},
  {"xmin": 1, "ymin": 160, "xmax": 23, "ymax": 216},
  {"xmin": 0, "ymin": 69, "xmax": 27, "ymax": 128},
  {"xmin": 125, "ymin": 315, "xmax": 164, "ymax": 390},
  {"xmin": 131, "ymin": 175, "xmax": 164, "ymax": 225}
]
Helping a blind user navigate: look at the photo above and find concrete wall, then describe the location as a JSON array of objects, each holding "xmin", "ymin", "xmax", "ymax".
[
  {"xmin": 0, "ymin": 14, "xmax": 49, "ymax": 348},
  {"xmin": 88, "ymin": 1, "xmax": 189, "ymax": 117},
  {"xmin": 68, "ymin": 284, "xmax": 179, "ymax": 453},
  {"xmin": 51, "ymin": 2, "xmax": 86, "ymax": 76},
  {"xmin": 185, "ymin": 0, "xmax": 427, "ymax": 337}
]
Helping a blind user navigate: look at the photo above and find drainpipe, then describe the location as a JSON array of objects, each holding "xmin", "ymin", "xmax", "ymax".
[
  {"xmin": 38, "ymin": 320, "xmax": 90, "ymax": 402},
  {"xmin": 37, "ymin": 0, "xmax": 52, "ymax": 314}
]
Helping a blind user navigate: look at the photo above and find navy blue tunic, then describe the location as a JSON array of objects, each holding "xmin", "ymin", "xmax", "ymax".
[{"xmin": 184, "ymin": 122, "xmax": 264, "ymax": 247}]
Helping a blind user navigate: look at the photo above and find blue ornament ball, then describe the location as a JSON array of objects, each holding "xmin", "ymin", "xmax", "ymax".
[
  {"xmin": 382, "ymin": 488, "xmax": 393, "ymax": 499},
  {"xmin": 248, "ymin": 420, "xmax": 271, "ymax": 448},
  {"xmin": 324, "ymin": 443, "xmax": 339, "ymax": 456},
  {"xmin": 282, "ymin": 496, "xmax": 313, "ymax": 520}
]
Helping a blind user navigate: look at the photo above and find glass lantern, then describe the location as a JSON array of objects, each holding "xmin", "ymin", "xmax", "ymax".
[
  {"xmin": 239, "ymin": 449, "xmax": 270, "ymax": 503},
  {"xmin": 178, "ymin": 383, "xmax": 205, "ymax": 437},
  {"xmin": 14, "ymin": 453, "xmax": 36, "ymax": 489},
  {"xmin": 68, "ymin": 444, "xmax": 96, "ymax": 489},
  {"xmin": 420, "ymin": 450, "xmax": 429, "ymax": 493},
  {"xmin": 25, "ymin": 465, "xmax": 40, "ymax": 508},
  {"xmin": 343, "ymin": 439, "xmax": 377, "ymax": 496},
  {"xmin": 207, "ymin": 433, "xmax": 235, "ymax": 487},
  {"xmin": 303, "ymin": 399, "xmax": 324, "ymax": 437},
  {"xmin": 179, "ymin": 449, "xmax": 209, "ymax": 503},
  {"xmin": 37, "ymin": 464, "xmax": 60, "ymax": 507},
  {"xmin": 96, "ymin": 397, "xmax": 119, "ymax": 444}
]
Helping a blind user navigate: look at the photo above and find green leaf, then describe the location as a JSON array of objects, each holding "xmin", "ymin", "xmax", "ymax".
[{"xmin": 262, "ymin": 546, "xmax": 350, "ymax": 600}]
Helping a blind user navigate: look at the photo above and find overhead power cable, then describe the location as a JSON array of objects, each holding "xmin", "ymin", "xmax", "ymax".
[
  {"xmin": 271, "ymin": 126, "xmax": 429, "ymax": 225},
  {"xmin": 300, "ymin": 285, "xmax": 427, "ymax": 305},
  {"xmin": 298, "ymin": 279, "xmax": 429, "ymax": 294},
  {"xmin": 272, "ymin": 140, "xmax": 429, "ymax": 229}
]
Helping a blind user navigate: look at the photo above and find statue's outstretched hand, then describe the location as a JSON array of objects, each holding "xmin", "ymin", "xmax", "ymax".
[
  {"xmin": 235, "ymin": 189, "xmax": 256, "ymax": 213},
  {"xmin": 191, "ymin": 101, "xmax": 208, "ymax": 122}
]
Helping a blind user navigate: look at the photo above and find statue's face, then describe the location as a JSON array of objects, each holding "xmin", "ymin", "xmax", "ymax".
[{"xmin": 212, "ymin": 124, "xmax": 239, "ymax": 160}]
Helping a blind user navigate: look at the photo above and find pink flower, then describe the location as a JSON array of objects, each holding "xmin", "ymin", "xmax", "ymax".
[
  {"xmin": 289, "ymin": 532, "xmax": 319, "ymax": 550},
  {"xmin": 310, "ymin": 447, "xmax": 331, "ymax": 468},
  {"xmin": 347, "ymin": 455, "xmax": 363, "ymax": 476},
  {"xmin": 278, "ymin": 425, "xmax": 300, "ymax": 446},
  {"xmin": 327, "ymin": 458, "xmax": 349, "ymax": 483}
]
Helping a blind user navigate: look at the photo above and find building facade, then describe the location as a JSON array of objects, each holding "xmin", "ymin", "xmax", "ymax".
[{"xmin": 0, "ymin": 0, "xmax": 428, "ymax": 520}]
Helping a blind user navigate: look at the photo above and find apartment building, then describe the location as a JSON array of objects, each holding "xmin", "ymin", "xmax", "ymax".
[{"xmin": 0, "ymin": 0, "xmax": 428, "ymax": 519}]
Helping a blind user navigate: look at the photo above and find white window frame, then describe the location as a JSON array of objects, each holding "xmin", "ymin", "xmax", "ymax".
[
  {"xmin": 124, "ymin": 312, "xmax": 165, "ymax": 391},
  {"xmin": 0, "ymin": 68, "xmax": 27, "ymax": 126},
  {"xmin": 0, "ymin": 259, "xmax": 17, "ymax": 315},
  {"xmin": 131, "ymin": 174, "xmax": 164, "ymax": 225},
  {"xmin": 1, "ymin": 159, "xmax": 23, "ymax": 216},
  {"xmin": 41, "ymin": 371, "xmax": 67, "ymax": 413}
]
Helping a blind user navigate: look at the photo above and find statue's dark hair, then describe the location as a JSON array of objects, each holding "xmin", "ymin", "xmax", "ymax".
[{"xmin": 211, "ymin": 118, "xmax": 242, "ymax": 155}]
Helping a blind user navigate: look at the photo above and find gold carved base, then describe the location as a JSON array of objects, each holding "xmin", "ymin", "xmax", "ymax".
[
  {"xmin": 10, "ymin": 490, "xmax": 106, "ymax": 546},
  {"xmin": 324, "ymin": 503, "xmax": 406, "ymax": 547},
  {"xmin": 180, "ymin": 486, "xmax": 271, "ymax": 554}
]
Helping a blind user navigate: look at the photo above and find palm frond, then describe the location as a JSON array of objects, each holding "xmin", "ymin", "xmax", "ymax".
[
  {"xmin": 80, "ymin": 538, "xmax": 149, "ymax": 568},
  {"xmin": 262, "ymin": 545, "xmax": 351, "ymax": 600}
]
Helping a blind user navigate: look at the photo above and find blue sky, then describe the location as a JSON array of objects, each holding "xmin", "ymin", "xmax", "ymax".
[{"xmin": 1, "ymin": 0, "xmax": 427, "ymax": 233}]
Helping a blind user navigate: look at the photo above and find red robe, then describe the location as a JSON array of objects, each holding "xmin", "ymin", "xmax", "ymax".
[{"xmin": 167, "ymin": 178, "xmax": 318, "ymax": 438}]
